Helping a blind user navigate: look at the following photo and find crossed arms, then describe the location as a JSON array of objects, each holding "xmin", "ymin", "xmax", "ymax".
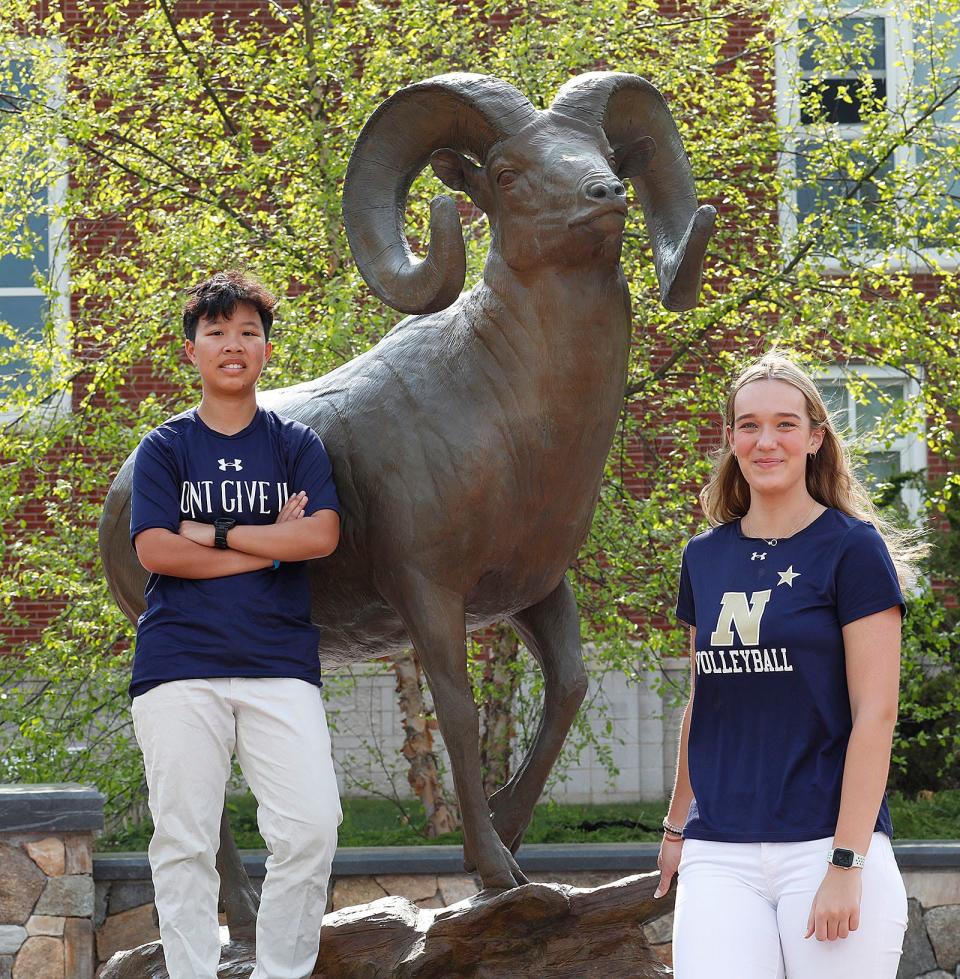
[{"xmin": 134, "ymin": 490, "xmax": 340, "ymax": 579}]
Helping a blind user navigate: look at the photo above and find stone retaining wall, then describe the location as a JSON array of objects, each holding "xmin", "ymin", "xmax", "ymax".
[
  {"xmin": 4, "ymin": 785, "xmax": 960, "ymax": 977},
  {"xmin": 0, "ymin": 784, "xmax": 104, "ymax": 979}
]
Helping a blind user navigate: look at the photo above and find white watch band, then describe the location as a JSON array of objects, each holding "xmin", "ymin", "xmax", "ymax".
[{"xmin": 827, "ymin": 847, "xmax": 866, "ymax": 869}]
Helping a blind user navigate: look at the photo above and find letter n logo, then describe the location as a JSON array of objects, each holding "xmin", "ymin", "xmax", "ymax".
[{"xmin": 709, "ymin": 591, "xmax": 772, "ymax": 646}]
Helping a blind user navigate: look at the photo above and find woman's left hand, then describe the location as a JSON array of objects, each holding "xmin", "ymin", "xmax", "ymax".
[{"xmin": 804, "ymin": 867, "xmax": 863, "ymax": 941}]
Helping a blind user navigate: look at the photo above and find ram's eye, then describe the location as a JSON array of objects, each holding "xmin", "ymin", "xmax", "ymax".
[{"xmin": 496, "ymin": 169, "xmax": 518, "ymax": 187}]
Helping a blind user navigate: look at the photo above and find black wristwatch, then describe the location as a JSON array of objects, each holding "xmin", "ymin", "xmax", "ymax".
[{"xmin": 214, "ymin": 517, "xmax": 236, "ymax": 550}]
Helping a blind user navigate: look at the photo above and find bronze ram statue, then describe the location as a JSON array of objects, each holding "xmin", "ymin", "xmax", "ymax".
[{"xmin": 100, "ymin": 70, "xmax": 715, "ymax": 904}]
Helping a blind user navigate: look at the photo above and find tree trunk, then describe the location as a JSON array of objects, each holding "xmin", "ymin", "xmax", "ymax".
[
  {"xmin": 479, "ymin": 624, "xmax": 521, "ymax": 800},
  {"xmin": 390, "ymin": 649, "xmax": 460, "ymax": 836}
]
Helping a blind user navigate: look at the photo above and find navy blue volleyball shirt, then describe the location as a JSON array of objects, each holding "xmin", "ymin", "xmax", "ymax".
[
  {"xmin": 674, "ymin": 507, "xmax": 904, "ymax": 842},
  {"xmin": 129, "ymin": 407, "xmax": 341, "ymax": 698}
]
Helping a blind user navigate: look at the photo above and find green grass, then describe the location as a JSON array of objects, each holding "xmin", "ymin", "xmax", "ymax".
[
  {"xmin": 887, "ymin": 789, "xmax": 960, "ymax": 839},
  {"xmin": 96, "ymin": 791, "xmax": 960, "ymax": 852}
]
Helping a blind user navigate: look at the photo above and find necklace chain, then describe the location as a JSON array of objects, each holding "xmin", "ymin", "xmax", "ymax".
[{"xmin": 743, "ymin": 502, "xmax": 820, "ymax": 546}]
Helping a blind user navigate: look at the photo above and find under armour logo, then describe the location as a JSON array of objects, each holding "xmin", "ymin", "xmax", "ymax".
[
  {"xmin": 751, "ymin": 552, "xmax": 767, "ymax": 561},
  {"xmin": 218, "ymin": 458, "xmax": 243, "ymax": 471}
]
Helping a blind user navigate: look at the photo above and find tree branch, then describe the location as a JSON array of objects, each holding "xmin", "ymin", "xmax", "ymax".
[
  {"xmin": 625, "ymin": 73, "xmax": 960, "ymax": 400},
  {"xmin": 156, "ymin": 0, "xmax": 240, "ymax": 138}
]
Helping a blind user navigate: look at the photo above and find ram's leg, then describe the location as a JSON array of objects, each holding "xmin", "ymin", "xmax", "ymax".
[
  {"xmin": 486, "ymin": 576, "xmax": 587, "ymax": 857},
  {"xmin": 394, "ymin": 577, "xmax": 528, "ymax": 890}
]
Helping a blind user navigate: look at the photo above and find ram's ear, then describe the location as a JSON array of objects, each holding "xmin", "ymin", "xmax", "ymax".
[
  {"xmin": 614, "ymin": 135, "xmax": 657, "ymax": 181},
  {"xmin": 430, "ymin": 149, "xmax": 491, "ymax": 213}
]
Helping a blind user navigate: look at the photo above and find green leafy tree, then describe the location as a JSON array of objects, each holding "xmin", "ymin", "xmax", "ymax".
[{"xmin": 0, "ymin": 0, "xmax": 957, "ymax": 824}]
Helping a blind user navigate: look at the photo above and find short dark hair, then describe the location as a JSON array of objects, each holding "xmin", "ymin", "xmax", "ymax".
[{"xmin": 183, "ymin": 270, "xmax": 277, "ymax": 341}]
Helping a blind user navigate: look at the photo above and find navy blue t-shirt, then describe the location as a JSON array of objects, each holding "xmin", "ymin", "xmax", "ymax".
[
  {"xmin": 129, "ymin": 407, "xmax": 341, "ymax": 698},
  {"xmin": 675, "ymin": 507, "xmax": 904, "ymax": 842}
]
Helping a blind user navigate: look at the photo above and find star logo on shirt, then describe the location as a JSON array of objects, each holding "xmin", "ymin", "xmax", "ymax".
[{"xmin": 777, "ymin": 565, "xmax": 800, "ymax": 587}]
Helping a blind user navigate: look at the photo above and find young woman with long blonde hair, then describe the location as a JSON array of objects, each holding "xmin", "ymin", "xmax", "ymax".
[{"xmin": 655, "ymin": 352, "xmax": 921, "ymax": 978}]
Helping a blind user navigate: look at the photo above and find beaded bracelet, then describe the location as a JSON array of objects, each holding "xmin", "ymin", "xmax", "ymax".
[{"xmin": 662, "ymin": 816, "xmax": 684, "ymax": 837}]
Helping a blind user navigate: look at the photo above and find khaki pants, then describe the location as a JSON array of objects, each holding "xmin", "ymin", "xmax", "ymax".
[{"xmin": 132, "ymin": 677, "xmax": 341, "ymax": 979}]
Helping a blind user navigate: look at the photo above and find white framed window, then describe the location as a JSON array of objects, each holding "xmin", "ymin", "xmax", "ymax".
[
  {"xmin": 816, "ymin": 364, "xmax": 926, "ymax": 520},
  {"xmin": 910, "ymin": 5, "xmax": 960, "ymax": 261},
  {"xmin": 0, "ymin": 42, "xmax": 70, "ymax": 420},
  {"xmin": 776, "ymin": 4, "xmax": 960, "ymax": 270}
]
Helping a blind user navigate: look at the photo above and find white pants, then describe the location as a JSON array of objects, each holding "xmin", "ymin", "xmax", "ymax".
[
  {"xmin": 132, "ymin": 677, "xmax": 342, "ymax": 979},
  {"xmin": 673, "ymin": 833, "xmax": 907, "ymax": 979}
]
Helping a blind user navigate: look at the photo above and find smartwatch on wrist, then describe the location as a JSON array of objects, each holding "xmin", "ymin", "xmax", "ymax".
[
  {"xmin": 214, "ymin": 517, "xmax": 236, "ymax": 550},
  {"xmin": 827, "ymin": 847, "xmax": 866, "ymax": 869}
]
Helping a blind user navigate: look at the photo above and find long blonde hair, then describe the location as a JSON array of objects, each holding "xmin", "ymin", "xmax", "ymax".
[{"xmin": 699, "ymin": 352, "xmax": 925, "ymax": 584}]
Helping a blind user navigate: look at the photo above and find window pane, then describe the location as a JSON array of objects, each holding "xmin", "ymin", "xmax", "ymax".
[
  {"xmin": 856, "ymin": 381, "xmax": 906, "ymax": 434},
  {"xmin": 916, "ymin": 133, "xmax": 960, "ymax": 249},
  {"xmin": 817, "ymin": 369, "xmax": 921, "ymax": 517},
  {"xmin": 912, "ymin": 9, "xmax": 959, "ymax": 250},
  {"xmin": 912, "ymin": 10, "xmax": 960, "ymax": 128},
  {"xmin": 0, "ymin": 60, "xmax": 49, "ymax": 286},
  {"xmin": 862, "ymin": 450, "xmax": 901, "ymax": 487},
  {"xmin": 800, "ymin": 78, "xmax": 887, "ymax": 125},
  {"xmin": 0, "ymin": 58, "xmax": 32, "ymax": 113},
  {"xmin": 799, "ymin": 17, "xmax": 886, "ymax": 123},
  {"xmin": 0, "ymin": 196, "xmax": 49, "ymax": 288},
  {"xmin": 818, "ymin": 382, "xmax": 850, "ymax": 432},
  {"xmin": 799, "ymin": 17, "xmax": 886, "ymax": 72},
  {"xmin": 796, "ymin": 141, "xmax": 892, "ymax": 246},
  {"xmin": 0, "ymin": 294, "xmax": 46, "ymax": 388},
  {"xmin": 0, "ymin": 293, "xmax": 45, "ymax": 336},
  {"xmin": 0, "ymin": 55, "xmax": 63, "ymax": 399}
]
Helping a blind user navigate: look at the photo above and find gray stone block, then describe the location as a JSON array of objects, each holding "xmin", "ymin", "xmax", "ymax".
[
  {"xmin": 94, "ymin": 882, "xmax": 109, "ymax": 930},
  {"xmin": 87, "ymin": 838, "xmax": 960, "ymax": 875},
  {"xmin": 0, "ymin": 954, "xmax": 12, "ymax": 979},
  {"xmin": 0, "ymin": 843, "xmax": 46, "ymax": 925},
  {"xmin": 903, "ymin": 870, "xmax": 960, "ymax": 908},
  {"xmin": 0, "ymin": 928, "xmax": 26, "ymax": 956},
  {"xmin": 899, "ymin": 898, "xmax": 937, "ymax": 979},
  {"xmin": 35, "ymin": 876, "xmax": 94, "ymax": 918},
  {"xmin": 64, "ymin": 917, "xmax": 94, "ymax": 979},
  {"xmin": 926, "ymin": 905, "xmax": 960, "ymax": 972},
  {"xmin": 106, "ymin": 881, "xmax": 155, "ymax": 916},
  {"xmin": 0, "ymin": 785, "xmax": 103, "ymax": 833},
  {"xmin": 894, "ymin": 843, "xmax": 960, "ymax": 870}
]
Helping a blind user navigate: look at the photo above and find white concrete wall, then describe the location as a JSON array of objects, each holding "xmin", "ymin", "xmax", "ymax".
[{"xmin": 322, "ymin": 652, "xmax": 690, "ymax": 806}]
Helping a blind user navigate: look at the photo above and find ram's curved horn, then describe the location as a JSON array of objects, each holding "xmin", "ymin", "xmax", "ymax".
[
  {"xmin": 342, "ymin": 73, "xmax": 538, "ymax": 315},
  {"xmin": 551, "ymin": 72, "xmax": 715, "ymax": 312}
]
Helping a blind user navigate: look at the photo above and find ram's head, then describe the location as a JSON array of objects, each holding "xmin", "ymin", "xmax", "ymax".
[{"xmin": 342, "ymin": 72, "xmax": 716, "ymax": 316}]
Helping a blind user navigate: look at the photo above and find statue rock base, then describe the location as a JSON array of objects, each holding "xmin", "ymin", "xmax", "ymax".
[{"xmin": 101, "ymin": 871, "xmax": 674, "ymax": 978}]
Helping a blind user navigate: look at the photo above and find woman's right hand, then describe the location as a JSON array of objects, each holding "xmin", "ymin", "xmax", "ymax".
[
  {"xmin": 654, "ymin": 835, "xmax": 683, "ymax": 898},
  {"xmin": 276, "ymin": 490, "xmax": 307, "ymax": 523}
]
